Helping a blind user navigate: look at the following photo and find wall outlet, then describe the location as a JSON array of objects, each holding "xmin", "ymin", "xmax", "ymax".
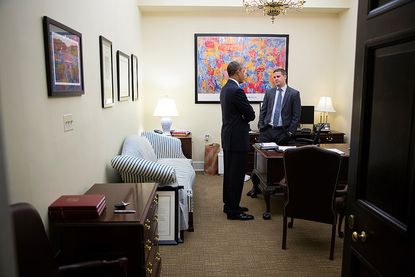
[
  {"xmin": 204, "ymin": 134, "xmax": 210, "ymax": 142},
  {"xmin": 63, "ymin": 114, "xmax": 73, "ymax": 132}
]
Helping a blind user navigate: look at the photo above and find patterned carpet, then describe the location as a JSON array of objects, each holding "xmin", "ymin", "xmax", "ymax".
[{"xmin": 159, "ymin": 173, "xmax": 343, "ymax": 276}]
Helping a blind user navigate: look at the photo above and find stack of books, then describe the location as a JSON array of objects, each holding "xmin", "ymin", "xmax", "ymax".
[
  {"xmin": 171, "ymin": 130, "xmax": 191, "ymax": 137},
  {"xmin": 49, "ymin": 194, "xmax": 106, "ymax": 220}
]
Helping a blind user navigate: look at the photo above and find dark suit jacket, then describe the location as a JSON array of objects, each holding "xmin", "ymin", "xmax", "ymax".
[
  {"xmin": 258, "ymin": 86, "xmax": 301, "ymax": 134},
  {"xmin": 220, "ymin": 80, "xmax": 255, "ymax": 152}
]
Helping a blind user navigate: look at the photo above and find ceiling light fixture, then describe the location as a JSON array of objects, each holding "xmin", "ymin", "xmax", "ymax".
[{"xmin": 243, "ymin": 0, "xmax": 306, "ymax": 23}]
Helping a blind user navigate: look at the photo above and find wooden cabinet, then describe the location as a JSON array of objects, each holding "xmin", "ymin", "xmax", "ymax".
[
  {"xmin": 172, "ymin": 134, "xmax": 192, "ymax": 159},
  {"xmin": 49, "ymin": 183, "xmax": 161, "ymax": 277},
  {"xmin": 319, "ymin": 131, "xmax": 345, "ymax": 143}
]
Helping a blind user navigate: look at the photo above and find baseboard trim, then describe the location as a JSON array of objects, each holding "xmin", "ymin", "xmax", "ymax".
[{"xmin": 192, "ymin": 161, "xmax": 204, "ymax": 171}]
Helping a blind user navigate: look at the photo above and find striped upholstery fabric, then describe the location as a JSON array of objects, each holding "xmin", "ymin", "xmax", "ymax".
[
  {"xmin": 142, "ymin": 131, "xmax": 186, "ymax": 159},
  {"xmin": 111, "ymin": 155, "xmax": 176, "ymax": 184}
]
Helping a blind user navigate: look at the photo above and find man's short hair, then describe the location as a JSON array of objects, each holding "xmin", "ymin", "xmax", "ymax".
[
  {"xmin": 274, "ymin": 68, "xmax": 287, "ymax": 76},
  {"xmin": 227, "ymin": 61, "xmax": 242, "ymax": 77}
]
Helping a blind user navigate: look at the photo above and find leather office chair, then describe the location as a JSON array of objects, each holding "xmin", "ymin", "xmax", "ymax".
[
  {"xmin": 10, "ymin": 202, "xmax": 128, "ymax": 277},
  {"xmin": 282, "ymin": 146, "xmax": 342, "ymax": 260},
  {"xmin": 295, "ymin": 122, "xmax": 325, "ymax": 145}
]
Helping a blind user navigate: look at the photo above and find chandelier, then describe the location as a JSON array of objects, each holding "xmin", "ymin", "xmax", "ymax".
[{"xmin": 243, "ymin": 0, "xmax": 306, "ymax": 23}]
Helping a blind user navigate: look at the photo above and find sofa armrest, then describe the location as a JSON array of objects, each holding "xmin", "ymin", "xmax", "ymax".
[
  {"xmin": 142, "ymin": 131, "xmax": 186, "ymax": 159},
  {"xmin": 111, "ymin": 155, "xmax": 177, "ymax": 184}
]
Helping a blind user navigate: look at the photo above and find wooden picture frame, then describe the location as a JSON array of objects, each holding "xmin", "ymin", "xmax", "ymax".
[
  {"xmin": 131, "ymin": 54, "xmax": 139, "ymax": 101},
  {"xmin": 194, "ymin": 33, "xmax": 289, "ymax": 103},
  {"xmin": 99, "ymin": 36, "xmax": 114, "ymax": 108},
  {"xmin": 116, "ymin": 50, "xmax": 130, "ymax": 101},
  {"xmin": 157, "ymin": 187, "xmax": 179, "ymax": 245},
  {"xmin": 43, "ymin": 16, "xmax": 84, "ymax": 96}
]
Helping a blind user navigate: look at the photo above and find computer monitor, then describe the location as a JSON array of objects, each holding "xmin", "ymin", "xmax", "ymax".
[{"xmin": 300, "ymin": 106, "xmax": 314, "ymax": 125}]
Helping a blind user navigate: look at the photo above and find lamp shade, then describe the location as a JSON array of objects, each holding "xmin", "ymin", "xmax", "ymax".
[
  {"xmin": 315, "ymin": 96, "xmax": 336, "ymax": 113},
  {"xmin": 153, "ymin": 98, "xmax": 178, "ymax": 117}
]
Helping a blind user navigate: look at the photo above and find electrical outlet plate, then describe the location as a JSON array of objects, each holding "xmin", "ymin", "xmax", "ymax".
[
  {"xmin": 63, "ymin": 114, "xmax": 73, "ymax": 132},
  {"xmin": 204, "ymin": 134, "xmax": 210, "ymax": 142}
]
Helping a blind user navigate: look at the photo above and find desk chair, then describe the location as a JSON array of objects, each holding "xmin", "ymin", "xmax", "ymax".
[
  {"xmin": 282, "ymin": 146, "xmax": 342, "ymax": 260},
  {"xmin": 10, "ymin": 203, "xmax": 128, "ymax": 277},
  {"xmin": 295, "ymin": 123, "xmax": 325, "ymax": 145}
]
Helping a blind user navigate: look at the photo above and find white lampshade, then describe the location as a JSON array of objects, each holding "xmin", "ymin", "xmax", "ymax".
[
  {"xmin": 315, "ymin": 96, "xmax": 336, "ymax": 113},
  {"xmin": 153, "ymin": 97, "xmax": 178, "ymax": 135}
]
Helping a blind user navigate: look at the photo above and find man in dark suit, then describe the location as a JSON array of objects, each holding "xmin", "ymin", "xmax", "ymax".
[
  {"xmin": 220, "ymin": 61, "xmax": 256, "ymax": 220},
  {"xmin": 258, "ymin": 68, "xmax": 301, "ymax": 144},
  {"xmin": 247, "ymin": 68, "xmax": 301, "ymax": 198}
]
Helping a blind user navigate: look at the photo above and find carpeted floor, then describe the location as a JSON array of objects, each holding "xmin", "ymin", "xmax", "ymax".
[{"xmin": 159, "ymin": 173, "xmax": 343, "ymax": 276}]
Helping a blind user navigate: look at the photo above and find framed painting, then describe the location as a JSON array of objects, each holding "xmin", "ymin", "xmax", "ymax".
[
  {"xmin": 99, "ymin": 36, "xmax": 114, "ymax": 108},
  {"xmin": 116, "ymin": 50, "xmax": 130, "ymax": 101},
  {"xmin": 131, "ymin": 54, "xmax": 139, "ymax": 101},
  {"xmin": 194, "ymin": 33, "xmax": 289, "ymax": 103},
  {"xmin": 43, "ymin": 16, "xmax": 84, "ymax": 96}
]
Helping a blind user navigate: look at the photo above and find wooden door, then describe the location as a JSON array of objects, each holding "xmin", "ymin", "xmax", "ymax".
[{"xmin": 342, "ymin": 0, "xmax": 415, "ymax": 276}]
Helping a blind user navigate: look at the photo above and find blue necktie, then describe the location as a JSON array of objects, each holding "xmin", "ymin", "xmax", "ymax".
[{"xmin": 273, "ymin": 88, "xmax": 282, "ymax": 127}]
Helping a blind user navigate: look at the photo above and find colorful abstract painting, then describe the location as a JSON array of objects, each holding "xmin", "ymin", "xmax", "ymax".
[
  {"xmin": 195, "ymin": 34, "xmax": 288, "ymax": 103},
  {"xmin": 43, "ymin": 16, "xmax": 84, "ymax": 96}
]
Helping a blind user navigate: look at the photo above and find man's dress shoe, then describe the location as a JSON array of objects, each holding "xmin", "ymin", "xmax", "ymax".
[
  {"xmin": 223, "ymin": 206, "xmax": 249, "ymax": 213},
  {"xmin": 227, "ymin": 212, "xmax": 255, "ymax": 220}
]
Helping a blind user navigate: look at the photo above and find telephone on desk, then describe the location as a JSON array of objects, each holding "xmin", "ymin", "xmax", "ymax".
[{"xmin": 300, "ymin": 128, "xmax": 312, "ymax": 134}]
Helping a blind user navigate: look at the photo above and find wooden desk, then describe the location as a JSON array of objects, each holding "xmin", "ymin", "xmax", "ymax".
[
  {"xmin": 250, "ymin": 144, "xmax": 349, "ymax": 219},
  {"xmin": 49, "ymin": 183, "xmax": 161, "ymax": 277},
  {"xmin": 172, "ymin": 134, "xmax": 192, "ymax": 159},
  {"xmin": 245, "ymin": 131, "xmax": 345, "ymax": 174}
]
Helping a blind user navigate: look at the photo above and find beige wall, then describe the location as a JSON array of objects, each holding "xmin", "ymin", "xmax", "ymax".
[
  {"xmin": 140, "ymin": 6, "xmax": 357, "ymax": 165},
  {"xmin": 0, "ymin": 0, "xmax": 144, "ymax": 222},
  {"xmin": 0, "ymin": 0, "xmax": 358, "ymax": 224}
]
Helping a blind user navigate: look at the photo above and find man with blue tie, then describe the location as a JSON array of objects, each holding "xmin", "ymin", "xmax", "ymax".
[
  {"xmin": 246, "ymin": 68, "xmax": 301, "ymax": 199},
  {"xmin": 258, "ymin": 68, "xmax": 301, "ymax": 145},
  {"xmin": 220, "ymin": 61, "xmax": 256, "ymax": 220}
]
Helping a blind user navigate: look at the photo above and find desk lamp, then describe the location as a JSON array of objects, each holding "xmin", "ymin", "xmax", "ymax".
[
  {"xmin": 153, "ymin": 97, "xmax": 178, "ymax": 136},
  {"xmin": 315, "ymin": 96, "xmax": 335, "ymax": 131}
]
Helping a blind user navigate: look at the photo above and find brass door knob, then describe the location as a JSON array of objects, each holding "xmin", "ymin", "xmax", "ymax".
[{"xmin": 352, "ymin": 231, "xmax": 367, "ymax": 242}]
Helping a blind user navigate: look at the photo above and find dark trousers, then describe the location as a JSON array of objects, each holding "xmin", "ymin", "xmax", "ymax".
[
  {"xmin": 259, "ymin": 126, "xmax": 289, "ymax": 144},
  {"xmin": 223, "ymin": 150, "xmax": 247, "ymax": 215}
]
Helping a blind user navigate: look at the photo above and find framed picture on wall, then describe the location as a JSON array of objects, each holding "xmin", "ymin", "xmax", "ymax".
[
  {"xmin": 194, "ymin": 33, "xmax": 289, "ymax": 103},
  {"xmin": 116, "ymin": 50, "xmax": 130, "ymax": 101},
  {"xmin": 43, "ymin": 16, "xmax": 84, "ymax": 96},
  {"xmin": 131, "ymin": 54, "xmax": 139, "ymax": 101},
  {"xmin": 99, "ymin": 36, "xmax": 114, "ymax": 108}
]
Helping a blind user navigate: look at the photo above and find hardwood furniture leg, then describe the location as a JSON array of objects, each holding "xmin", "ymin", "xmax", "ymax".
[{"xmin": 262, "ymin": 190, "xmax": 272, "ymax": 220}]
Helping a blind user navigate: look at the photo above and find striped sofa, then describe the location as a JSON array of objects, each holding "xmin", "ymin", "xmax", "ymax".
[{"xmin": 111, "ymin": 131, "xmax": 195, "ymax": 233}]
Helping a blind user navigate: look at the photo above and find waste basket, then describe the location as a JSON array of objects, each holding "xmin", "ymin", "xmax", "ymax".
[{"xmin": 204, "ymin": 143, "xmax": 220, "ymax": 175}]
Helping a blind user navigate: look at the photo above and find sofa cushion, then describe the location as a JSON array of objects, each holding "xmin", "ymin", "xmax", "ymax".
[
  {"xmin": 121, "ymin": 135, "xmax": 157, "ymax": 162},
  {"xmin": 158, "ymin": 158, "xmax": 195, "ymax": 191}
]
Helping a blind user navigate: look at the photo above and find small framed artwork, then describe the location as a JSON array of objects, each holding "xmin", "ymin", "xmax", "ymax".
[
  {"xmin": 157, "ymin": 187, "xmax": 179, "ymax": 245},
  {"xmin": 131, "ymin": 54, "xmax": 139, "ymax": 101},
  {"xmin": 43, "ymin": 16, "xmax": 84, "ymax": 96},
  {"xmin": 117, "ymin": 50, "xmax": 130, "ymax": 101},
  {"xmin": 99, "ymin": 36, "xmax": 114, "ymax": 108},
  {"xmin": 194, "ymin": 33, "xmax": 289, "ymax": 103}
]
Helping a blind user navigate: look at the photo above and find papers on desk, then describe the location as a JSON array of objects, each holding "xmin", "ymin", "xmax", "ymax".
[
  {"xmin": 277, "ymin": 146, "xmax": 296, "ymax": 152},
  {"xmin": 255, "ymin": 142, "xmax": 278, "ymax": 150},
  {"xmin": 325, "ymin": 148, "xmax": 345, "ymax": 155},
  {"xmin": 255, "ymin": 143, "xmax": 297, "ymax": 152}
]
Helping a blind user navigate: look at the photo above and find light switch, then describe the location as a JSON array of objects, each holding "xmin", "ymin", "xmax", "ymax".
[{"xmin": 63, "ymin": 114, "xmax": 73, "ymax": 132}]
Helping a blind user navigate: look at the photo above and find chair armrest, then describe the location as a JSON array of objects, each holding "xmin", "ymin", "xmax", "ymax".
[
  {"xmin": 142, "ymin": 131, "xmax": 186, "ymax": 159},
  {"xmin": 59, "ymin": 257, "xmax": 128, "ymax": 275},
  {"xmin": 111, "ymin": 155, "xmax": 177, "ymax": 184}
]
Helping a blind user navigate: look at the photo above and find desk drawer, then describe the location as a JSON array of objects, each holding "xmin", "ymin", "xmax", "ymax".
[{"xmin": 320, "ymin": 133, "xmax": 344, "ymax": 143}]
